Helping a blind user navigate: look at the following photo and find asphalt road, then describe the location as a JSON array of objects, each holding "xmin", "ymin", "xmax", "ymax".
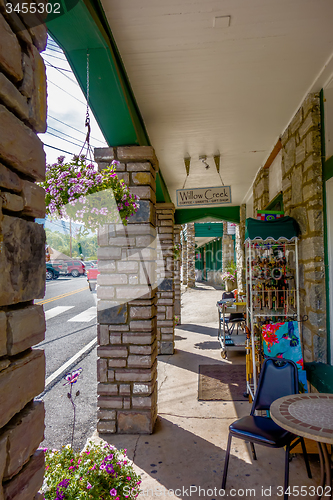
[{"xmin": 37, "ymin": 275, "xmax": 98, "ymax": 451}]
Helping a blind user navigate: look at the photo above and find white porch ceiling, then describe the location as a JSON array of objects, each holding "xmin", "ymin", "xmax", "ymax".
[{"xmin": 101, "ymin": 0, "xmax": 333, "ymax": 207}]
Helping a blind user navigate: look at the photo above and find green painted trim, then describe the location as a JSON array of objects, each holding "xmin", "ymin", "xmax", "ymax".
[
  {"xmin": 194, "ymin": 222, "xmax": 224, "ymax": 238},
  {"xmin": 175, "ymin": 206, "xmax": 240, "ymax": 225},
  {"xmin": 47, "ymin": 0, "xmax": 172, "ymax": 203},
  {"xmin": 265, "ymin": 192, "xmax": 284, "ymax": 211},
  {"xmin": 305, "ymin": 362, "xmax": 333, "ymax": 392},
  {"xmin": 323, "ymin": 155, "xmax": 333, "ymax": 182},
  {"xmin": 46, "ymin": 0, "xmax": 149, "ymax": 146},
  {"xmin": 321, "ymin": 89, "xmax": 331, "ymax": 365},
  {"xmin": 156, "ymin": 172, "xmax": 171, "ymax": 203}
]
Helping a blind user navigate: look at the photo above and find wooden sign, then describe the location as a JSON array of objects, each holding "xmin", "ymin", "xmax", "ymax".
[{"xmin": 176, "ymin": 186, "xmax": 231, "ymax": 207}]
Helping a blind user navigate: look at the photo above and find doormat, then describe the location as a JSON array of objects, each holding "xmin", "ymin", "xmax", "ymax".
[{"xmin": 198, "ymin": 364, "xmax": 246, "ymax": 401}]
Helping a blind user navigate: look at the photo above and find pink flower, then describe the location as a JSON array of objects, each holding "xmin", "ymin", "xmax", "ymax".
[
  {"xmin": 127, "ymin": 476, "xmax": 131, "ymax": 480},
  {"xmin": 110, "ymin": 488, "xmax": 117, "ymax": 496},
  {"xmin": 87, "ymin": 482, "xmax": 92, "ymax": 489}
]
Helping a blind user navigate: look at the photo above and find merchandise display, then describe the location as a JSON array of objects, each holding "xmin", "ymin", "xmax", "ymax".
[{"xmin": 245, "ymin": 217, "xmax": 307, "ymax": 400}]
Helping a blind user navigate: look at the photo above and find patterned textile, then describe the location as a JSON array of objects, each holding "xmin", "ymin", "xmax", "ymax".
[{"xmin": 261, "ymin": 321, "xmax": 308, "ymax": 393}]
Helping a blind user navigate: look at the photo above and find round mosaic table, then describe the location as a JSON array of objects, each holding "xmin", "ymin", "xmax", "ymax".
[{"xmin": 270, "ymin": 393, "xmax": 333, "ymax": 500}]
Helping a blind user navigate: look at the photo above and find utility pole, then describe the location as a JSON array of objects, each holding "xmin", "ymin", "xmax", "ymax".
[{"xmin": 69, "ymin": 219, "xmax": 72, "ymax": 258}]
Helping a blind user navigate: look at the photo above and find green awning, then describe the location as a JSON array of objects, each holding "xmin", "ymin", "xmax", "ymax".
[{"xmin": 245, "ymin": 216, "xmax": 300, "ymax": 241}]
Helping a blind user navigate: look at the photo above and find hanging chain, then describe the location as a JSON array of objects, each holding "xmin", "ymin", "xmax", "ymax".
[{"xmin": 79, "ymin": 50, "xmax": 93, "ymax": 161}]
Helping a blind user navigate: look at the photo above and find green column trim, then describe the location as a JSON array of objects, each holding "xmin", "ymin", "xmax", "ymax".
[
  {"xmin": 321, "ymin": 89, "xmax": 331, "ymax": 365},
  {"xmin": 47, "ymin": 0, "xmax": 172, "ymax": 204}
]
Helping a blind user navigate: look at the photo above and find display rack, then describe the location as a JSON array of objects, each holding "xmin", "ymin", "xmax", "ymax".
[{"xmin": 245, "ymin": 217, "xmax": 301, "ymax": 400}]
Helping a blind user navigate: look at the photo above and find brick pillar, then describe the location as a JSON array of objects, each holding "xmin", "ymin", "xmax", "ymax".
[
  {"xmin": 181, "ymin": 225, "xmax": 188, "ymax": 286},
  {"xmin": 95, "ymin": 146, "xmax": 158, "ymax": 434},
  {"xmin": 156, "ymin": 203, "xmax": 175, "ymax": 355},
  {"xmin": 187, "ymin": 222, "xmax": 196, "ymax": 288},
  {"xmin": 173, "ymin": 224, "xmax": 182, "ymax": 325},
  {"xmin": 0, "ymin": 11, "xmax": 47, "ymax": 498},
  {"xmin": 236, "ymin": 204, "xmax": 246, "ymax": 294},
  {"xmin": 222, "ymin": 222, "xmax": 235, "ymax": 271}
]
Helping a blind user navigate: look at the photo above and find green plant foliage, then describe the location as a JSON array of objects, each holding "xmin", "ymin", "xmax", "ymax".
[{"xmin": 45, "ymin": 229, "xmax": 97, "ymax": 260}]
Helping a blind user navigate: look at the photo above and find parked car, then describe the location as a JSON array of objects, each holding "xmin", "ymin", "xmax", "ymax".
[
  {"xmin": 65, "ymin": 260, "xmax": 86, "ymax": 277},
  {"xmin": 51, "ymin": 260, "xmax": 68, "ymax": 276},
  {"xmin": 46, "ymin": 262, "xmax": 60, "ymax": 280}
]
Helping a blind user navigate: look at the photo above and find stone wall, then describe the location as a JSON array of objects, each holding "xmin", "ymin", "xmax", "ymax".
[
  {"xmin": 181, "ymin": 225, "xmax": 187, "ymax": 286},
  {"xmin": 222, "ymin": 222, "xmax": 235, "ymax": 272},
  {"xmin": 253, "ymin": 168, "xmax": 269, "ymax": 214},
  {"xmin": 95, "ymin": 146, "xmax": 158, "ymax": 434},
  {"xmin": 236, "ymin": 204, "xmax": 246, "ymax": 294},
  {"xmin": 0, "ymin": 6, "xmax": 47, "ymax": 498},
  {"xmin": 173, "ymin": 225, "xmax": 181, "ymax": 324},
  {"xmin": 253, "ymin": 93, "xmax": 326, "ymax": 363},
  {"xmin": 186, "ymin": 223, "xmax": 196, "ymax": 288},
  {"xmin": 156, "ymin": 203, "xmax": 175, "ymax": 355}
]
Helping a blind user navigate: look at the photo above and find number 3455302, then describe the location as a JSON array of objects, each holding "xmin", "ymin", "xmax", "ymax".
[{"xmin": 5, "ymin": 2, "xmax": 61, "ymax": 14}]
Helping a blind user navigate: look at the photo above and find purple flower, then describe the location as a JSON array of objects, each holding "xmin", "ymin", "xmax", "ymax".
[
  {"xmin": 87, "ymin": 482, "xmax": 92, "ymax": 489},
  {"xmin": 63, "ymin": 368, "xmax": 82, "ymax": 385},
  {"xmin": 110, "ymin": 489, "xmax": 117, "ymax": 496}
]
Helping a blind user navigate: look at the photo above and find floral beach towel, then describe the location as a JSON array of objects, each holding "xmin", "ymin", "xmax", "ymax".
[{"xmin": 261, "ymin": 321, "xmax": 308, "ymax": 393}]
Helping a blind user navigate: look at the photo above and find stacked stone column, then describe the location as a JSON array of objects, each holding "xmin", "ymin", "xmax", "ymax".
[
  {"xmin": 236, "ymin": 204, "xmax": 246, "ymax": 294},
  {"xmin": 173, "ymin": 225, "xmax": 182, "ymax": 325},
  {"xmin": 222, "ymin": 222, "xmax": 235, "ymax": 271},
  {"xmin": 0, "ymin": 9, "xmax": 47, "ymax": 498},
  {"xmin": 95, "ymin": 146, "xmax": 158, "ymax": 434},
  {"xmin": 156, "ymin": 203, "xmax": 175, "ymax": 355},
  {"xmin": 181, "ymin": 225, "xmax": 187, "ymax": 286},
  {"xmin": 186, "ymin": 222, "xmax": 196, "ymax": 288}
]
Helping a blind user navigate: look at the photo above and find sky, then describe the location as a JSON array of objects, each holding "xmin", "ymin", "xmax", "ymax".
[{"xmin": 39, "ymin": 36, "xmax": 108, "ymax": 165}]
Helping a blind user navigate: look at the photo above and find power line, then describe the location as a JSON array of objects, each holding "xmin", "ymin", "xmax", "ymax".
[
  {"xmin": 45, "ymin": 60, "xmax": 79, "ymax": 83},
  {"xmin": 45, "ymin": 130, "xmax": 87, "ymax": 148},
  {"xmin": 48, "ymin": 115, "xmax": 107, "ymax": 145},
  {"xmin": 45, "ymin": 60, "xmax": 72, "ymax": 73},
  {"xmin": 43, "ymin": 143, "xmax": 98, "ymax": 163},
  {"xmin": 43, "ymin": 52, "xmax": 67, "ymax": 62},
  {"xmin": 48, "ymin": 80, "xmax": 87, "ymax": 105},
  {"xmin": 45, "ymin": 46, "xmax": 64, "ymax": 54},
  {"xmin": 45, "ymin": 128, "xmax": 99, "ymax": 150}
]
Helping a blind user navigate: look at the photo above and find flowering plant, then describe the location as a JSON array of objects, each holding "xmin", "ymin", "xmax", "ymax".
[
  {"xmin": 40, "ymin": 156, "xmax": 140, "ymax": 231},
  {"xmin": 221, "ymin": 260, "xmax": 237, "ymax": 283},
  {"xmin": 42, "ymin": 441, "xmax": 141, "ymax": 499},
  {"xmin": 221, "ymin": 271, "xmax": 236, "ymax": 283}
]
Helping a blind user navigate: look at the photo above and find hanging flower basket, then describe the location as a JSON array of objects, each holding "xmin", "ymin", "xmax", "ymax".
[{"xmin": 40, "ymin": 155, "xmax": 140, "ymax": 232}]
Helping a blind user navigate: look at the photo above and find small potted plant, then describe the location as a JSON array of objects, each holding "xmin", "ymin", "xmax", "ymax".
[{"xmin": 221, "ymin": 261, "xmax": 237, "ymax": 292}]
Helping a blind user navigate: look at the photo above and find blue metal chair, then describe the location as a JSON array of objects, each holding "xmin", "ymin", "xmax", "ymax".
[{"xmin": 222, "ymin": 358, "xmax": 312, "ymax": 499}]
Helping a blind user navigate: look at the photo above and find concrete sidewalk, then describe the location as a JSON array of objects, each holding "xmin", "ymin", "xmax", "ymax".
[{"xmin": 93, "ymin": 283, "xmax": 320, "ymax": 499}]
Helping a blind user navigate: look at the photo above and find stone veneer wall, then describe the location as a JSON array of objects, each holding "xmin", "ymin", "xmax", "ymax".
[
  {"xmin": 222, "ymin": 222, "xmax": 235, "ymax": 272},
  {"xmin": 186, "ymin": 223, "xmax": 196, "ymax": 288},
  {"xmin": 253, "ymin": 167, "xmax": 269, "ymax": 212},
  {"xmin": 0, "ymin": 7, "xmax": 47, "ymax": 499},
  {"xmin": 236, "ymin": 204, "xmax": 246, "ymax": 294},
  {"xmin": 156, "ymin": 203, "xmax": 175, "ymax": 355},
  {"xmin": 181, "ymin": 225, "xmax": 187, "ymax": 286},
  {"xmin": 173, "ymin": 225, "xmax": 181, "ymax": 325},
  {"xmin": 252, "ymin": 93, "xmax": 326, "ymax": 363},
  {"xmin": 95, "ymin": 146, "xmax": 158, "ymax": 434}
]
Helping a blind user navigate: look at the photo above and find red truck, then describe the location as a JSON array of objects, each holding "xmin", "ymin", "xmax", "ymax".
[{"xmin": 87, "ymin": 267, "xmax": 99, "ymax": 291}]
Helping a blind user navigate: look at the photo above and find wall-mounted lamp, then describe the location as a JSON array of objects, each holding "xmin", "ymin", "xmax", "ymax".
[{"xmin": 199, "ymin": 155, "xmax": 210, "ymax": 169}]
